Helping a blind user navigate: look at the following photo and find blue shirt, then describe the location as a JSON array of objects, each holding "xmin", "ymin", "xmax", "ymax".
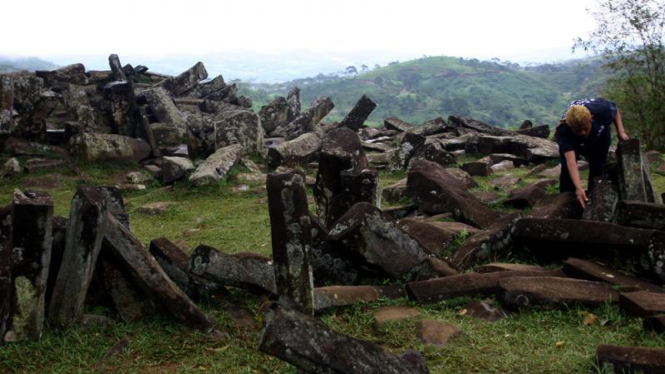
[{"xmin": 556, "ymin": 98, "xmax": 617, "ymax": 153}]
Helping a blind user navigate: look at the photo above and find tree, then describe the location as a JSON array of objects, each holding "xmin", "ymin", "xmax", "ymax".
[
  {"xmin": 345, "ymin": 65, "xmax": 358, "ymax": 75},
  {"xmin": 575, "ymin": 0, "xmax": 665, "ymax": 150},
  {"xmin": 361, "ymin": 64, "xmax": 369, "ymax": 73}
]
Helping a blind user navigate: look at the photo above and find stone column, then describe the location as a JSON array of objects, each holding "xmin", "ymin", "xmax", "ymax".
[
  {"xmin": 267, "ymin": 170, "xmax": 314, "ymax": 315},
  {"xmin": 6, "ymin": 190, "xmax": 53, "ymax": 342}
]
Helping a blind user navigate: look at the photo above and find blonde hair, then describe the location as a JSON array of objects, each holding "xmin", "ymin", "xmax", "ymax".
[{"xmin": 565, "ymin": 105, "xmax": 592, "ymax": 132}]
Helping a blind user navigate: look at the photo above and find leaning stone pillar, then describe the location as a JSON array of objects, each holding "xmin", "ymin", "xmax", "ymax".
[
  {"xmin": 48, "ymin": 187, "xmax": 107, "ymax": 328},
  {"xmin": 267, "ymin": 170, "xmax": 314, "ymax": 315},
  {"xmin": 6, "ymin": 190, "xmax": 53, "ymax": 342}
]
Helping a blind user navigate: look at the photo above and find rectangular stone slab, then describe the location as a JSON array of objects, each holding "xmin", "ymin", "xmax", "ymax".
[
  {"xmin": 563, "ymin": 257, "xmax": 663, "ymax": 293},
  {"xmin": 616, "ymin": 200, "xmax": 665, "ymax": 231},
  {"xmin": 499, "ymin": 276, "xmax": 619, "ymax": 308},
  {"xmin": 477, "ymin": 263, "xmax": 554, "ymax": 273},
  {"xmin": 620, "ymin": 291, "xmax": 665, "ymax": 317},
  {"xmin": 8, "ymin": 190, "xmax": 53, "ymax": 341},
  {"xmin": 189, "ymin": 244, "xmax": 276, "ymax": 294},
  {"xmin": 406, "ymin": 270, "xmax": 564, "ymax": 303},
  {"xmin": 597, "ymin": 344, "xmax": 665, "ymax": 374},
  {"xmin": 49, "ymin": 186, "xmax": 107, "ymax": 328},
  {"xmin": 259, "ymin": 303, "xmax": 431, "ymax": 374},
  {"xmin": 314, "ymin": 285, "xmax": 405, "ymax": 311},
  {"xmin": 103, "ymin": 214, "xmax": 223, "ymax": 337}
]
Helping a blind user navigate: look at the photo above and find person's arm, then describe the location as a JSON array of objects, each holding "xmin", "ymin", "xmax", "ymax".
[
  {"xmin": 614, "ymin": 109, "xmax": 630, "ymax": 141},
  {"xmin": 564, "ymin": 150, "xmax": 588, "ymax": 208}
]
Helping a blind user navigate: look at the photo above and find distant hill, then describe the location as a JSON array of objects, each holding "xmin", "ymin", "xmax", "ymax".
[
  {"xmin": 241, "ymin": 56, "xmax": 610, "ymax": 128},
  {"xmin": 0, "ymin": 56, "xmax": 58, "ymax": 73}
]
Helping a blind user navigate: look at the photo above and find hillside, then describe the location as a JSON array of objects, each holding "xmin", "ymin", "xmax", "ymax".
[{"xmin": 241, "ymin": 56, "xmax": 609, "ymax": 128}]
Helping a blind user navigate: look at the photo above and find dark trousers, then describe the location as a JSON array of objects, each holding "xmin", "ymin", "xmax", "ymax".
[{"xmin": 559, "ymin": 131, "xmax": 612, "ymax": 193}]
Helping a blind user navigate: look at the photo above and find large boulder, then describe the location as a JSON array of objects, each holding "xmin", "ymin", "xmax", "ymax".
[
  {"xmin": 69, "ymin": 133, "xmax": 151, "ymax": 162},
  {"xmin": 213, "ymin": 110, "xmax": 263, "ymax": 154}
]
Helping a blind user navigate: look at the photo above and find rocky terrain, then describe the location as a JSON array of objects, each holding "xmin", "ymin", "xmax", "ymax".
[{"xmin": 1, "ymin": 55, "xmax": 665, "ymax": 373}]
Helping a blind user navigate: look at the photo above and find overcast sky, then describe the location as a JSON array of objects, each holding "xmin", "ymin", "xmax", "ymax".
[{"xmin": 4, "ymin": 0, "xmax": 599, "ymax": 62}]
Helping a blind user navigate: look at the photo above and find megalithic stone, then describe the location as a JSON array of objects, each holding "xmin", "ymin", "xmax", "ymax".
[
  {"xmin": 259, "ymin": 303, "xmax": 431, "ymax": 374},
  {"xmin": 0, "ymin": 74, "xmax": 14, "ymax": 134},
  {"xmin": 615, "ymin": 200, "xmax": 665, "ymax": 231},
  {"xmin": 582, "ymin": 178, "xmax": 618, "ymax": 222},
  {"xmin": 597, "ymin": 344, "xmax": 665, "ymax": 374},
  {"xmin": 617, "ymin": 139, "xmax": 658, "ymax": 202},
  {"xmin": 286, "ymin": 86, "xmax": 301, "ymax": 122},
  {"xmin": 6, "ymin": 190, "xmax": 53, "ymax": 342},
  {"xmin": 189, "ymin": 244, "xmax": 276, "ymax": 294},
  {"xmin": 160, "ymin": 62, "xmax": 208, "ymax": 97},
  {"xmin": 108, "ymin": 54, "xmax": 127, "ymax": 81},
  {"xmin": 0, "ymin": 242, "xmax": 11, "ymax": 345},
  {"xmin": 328, "ymin": 168, "xmax": 379, "ymax": 225},
  {"xmin": 103, "ymin": 214, "xmax": 224, "ymax": 338},
  {"xmin": 267, "ymin": 170, "xmax": 314, "ymax": 315},
  {"xmin": 49, "ymin": 187, "xmax": 107, "ymax": 329},
  {"xmin": 282, "ymin": 96, "xmax": 334, "ymax": 140},
  {"xmin": 339, "ymin": 95, "xmax": 377, "ymax": 132}
]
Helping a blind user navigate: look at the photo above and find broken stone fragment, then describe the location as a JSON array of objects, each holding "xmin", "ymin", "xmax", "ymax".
[
  {"xmin": 582, "ymin": 178, "xmax": 619, "ymax": 222},
  {"xmin": 313, "ymin": 285, "xmax": 404, "ymax": 311},
  {"xmin": 502, "ymin": 180, "xmax": 555, "ymax": 209},
  {"xmin": 259, "ymin": 96, "xmax": 288, "ymax": 133},
  {"xmin": 103, "ymin": 214, "xmax": 224, "ymax": 337},
  {"xmin": 617, "ymin": 139, "xmax": 659, "ymax": 203},
  {"xmin": 563, "ymin": 257, "xmax": 663, "ymax": 293},
  {"xmin": 267, "ymin": 170, "xmax": 314, "ymax": 315},
  {"xmin": 398, "ymin": 218, "xmax": 480, "ymax": 257},
  {"xmin": 499, "ymin": 276, "xmax": 619, "ymax": 308},
  {"xmin": 138, "ymin": 87, "xmax": 186, "ymax": 138},
  {"xmin": 448, "ymin": 115, "xmax": 513, "ymax": 136},
  {"xmin": 280, "ymin": 96, "xmax": 334, "ymax": 140},
  {"xmin": 406, "ymin": 270, "xmax": 565, "ymax": 303},
  {"xmin": 527, "ymin": 192, "xmax": 582, "ymax": 220},
  {"xmin": 258, "ymin": 303, "xmax": 431, "ymax": 374},
  {"xmin": 69, "ymin": 133, "xmax": 151, "ymax": 162},
  {"xmin": 615, "ymin": 200, "xmax": 665, "ymax": 231},
  {"xmin": 267, "ymin": 132, "xmax": 321, "ymax": 169},
  {"xmin": 189, "ymin": 143, "xmax": 244, "ymax": 186},
  {"xmin": 213, "ymin": 109, "xmax": 263, "ymax": 153},
  {"xmin": 189, "ymin": 244, "xmax": 276, "ymax": 294},
  {"xmin": 384, "ymin": 116, "xmax": 414, "ymax": 132},
  {"xmin": 161, "ymin": 156, "xmax": 195, "ymax": 184},
  {"xmin": 328, "ymin": 168, "xmax": 379, "ymax": 226},
  {"xmin": 339, "ymin": 94, "xmax": 377, "ymax": 132},
  {"xmin": 619, "ymin": 291, "xmax": 665, "ymax": 317},
  {"xmin": 314, "ymin": 127, "xmax": 368, "ymax": 227},
  {"xmin": 159, "ymin": 62, "xmax": 208, "ymax": 97},
  {"xmin": 597, "ymin": 344, "xmax": 665, "ymax": 374},
  {"xmin": 407, "ymin": 160, "xmax": 499, "ymax": 229},
  {"xmin": 328, "ymin": 202, "xmax": 429, "ymax": 280}
]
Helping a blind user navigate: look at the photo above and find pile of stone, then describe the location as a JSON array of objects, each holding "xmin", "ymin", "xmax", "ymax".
[{"xmin": 2, "ymin": 55, "xmax": 665, "ymax": 372}]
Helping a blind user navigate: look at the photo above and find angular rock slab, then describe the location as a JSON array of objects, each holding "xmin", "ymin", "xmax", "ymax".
[
  {"xmin": 189, "ymin": 143, "xmax": 243, "ymax": 186},
  {"xmin": 563, "ymin": 257, "xmax": 663, "ymax": 293},
  {"xmin": 597, "ymin": 344, "xmax": 665, "ymax": 374},
  {"xmin": 616, "ymin": 200, "xmax": 665, "ymax": 231},
  {"xmin": 617, "ymin": 139, "xmax": 658, "ymax": 203},
  {"xmin": 103, "ymin": 215, "xmax": 223, "ymax": 337},
  {"xmin": 582, "ymin": 178, "xmax": 618, "ymax": 222},
  {"xmin": 313, "ymin": 285, "xmax": 404, "ymax": 311},
  {"xmin": 267, "ymin": 170, "xmax": 314, "ymax": 315},
  {"xmin": 7, "ymin": 190, "xmax": 53, "ymax": 341},
  {"xmin": 267, "ymin": 132, "xmax": 321, "ymax": 169},
  {"xmin": 407, "ymin": 160, "xmax": 500, "ymax": 229},
  {"xmin": 620, "ymin": 291, "xmax": 665, "ymax": 317},
  {"xmin": 49, "ymin": 187, "xmax": 108, "ymax": 328},
  {"xmin": 477, "ymin": 263, "xmax": 554, "ymax": 273},
  {"xmin": 499, "ymin": 276, "xmax": 619, "ymax": 308},
  {"xmin": 259, "ymin": 303, "xmax": 431, "ymax": 374},
  {"xmin": 407, "ymin": 270, "xmax": 564, "ymax": 304},
  {"xmin": 339, "ymin": 94, "xmax": 377, "ymax": 132},
  {"xmin": 190, "ymin": 245, "xmax": 276, "ymax": 294},
  {"xmin": 450, "ymin": 212, "xmax": 521, "ymax": 268},
  {"xmin": 328, "ymin": 202, "xmax": 428, "ymax": 280},
  {"xmin": 69, "ymin": 133, "xmax": 151, "ymax": 162}
]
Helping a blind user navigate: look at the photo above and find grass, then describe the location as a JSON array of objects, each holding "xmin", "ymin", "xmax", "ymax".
[{"xmin": 0, "ymin": 150, "xmax": 664, "ymax": 374}]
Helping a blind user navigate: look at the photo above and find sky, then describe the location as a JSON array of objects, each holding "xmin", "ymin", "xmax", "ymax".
[{"xmin": 4, "ymin": 0, "xmax": 599, "ymax": 58}]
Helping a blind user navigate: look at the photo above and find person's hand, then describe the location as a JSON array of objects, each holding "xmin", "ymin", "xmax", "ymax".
[
  {"xmin": 576, "ymin": 188, "xmax": 588, "ymax": 209},
  {"xmin": 618, "ymin": 130, "xmax": 630, "ymax": 141}
]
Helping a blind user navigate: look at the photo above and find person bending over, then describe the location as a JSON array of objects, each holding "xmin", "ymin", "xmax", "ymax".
[{"xmin": 555, "ymin": 98, "xmax": 630, "ymax": 208}]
